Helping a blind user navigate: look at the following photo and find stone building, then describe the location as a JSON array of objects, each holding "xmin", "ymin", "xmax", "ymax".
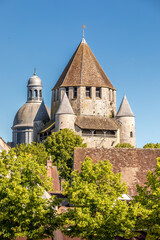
[
  {"xmin": 12, "ymin": 37, "xmax": 136, "ymax": 148},
  {"xmin": 12, "ymin": 71, "xmax": 50, "ymax": 147},
  {"xmin": 39, "ymin": 37, "xmax": 136, "ymax": 148}
]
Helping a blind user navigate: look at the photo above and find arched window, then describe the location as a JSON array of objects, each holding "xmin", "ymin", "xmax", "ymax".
[
  {"xmin": 39, "ymin": 90, "xmax": 42, "ymax": 98},
  {"xmin": 34, "ymin": 90, "xmax": 37, "ymax": 97}
]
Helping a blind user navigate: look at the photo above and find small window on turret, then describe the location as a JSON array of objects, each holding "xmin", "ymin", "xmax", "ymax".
[
  {"xmin": 96, "ymin": 87, "xmax": 101, "ymax": 98},
  {"xmin": 73, "ymin": 87, "xmax": 77, "ymax": 98},
  {"xmin": 130, "ymin": 131, "xmax": 133, "ymax": 137},
  {"xmin": 39, "ymin": 90, "xmax": 42, "ymax": 98},
  {"xmin": 86, "ymin": 87, "xmax": 91, "ymax": 98}
]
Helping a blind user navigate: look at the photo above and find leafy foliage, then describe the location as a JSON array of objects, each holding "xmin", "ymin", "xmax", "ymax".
[
  {"xmin": 13, "ymin": 142, "xmax": 49, "ymax": 165},
  {"xmin": 60, "ymin": 157, "xmax": 140, "ymax": 240},
  {"xmin": 143, "ymin": 143, "xmax": 160, "ymax": 148},
  {"xmin": 134, "ymin": 158, "xmax": 160, "ymax": 239},
  {"xmin": 0, "ymin": 149, "xmax": 58, "ymax": 240},
  {"xmin": 44, "ymin": 128, "xmax": 87, "ymax": 179},
  {"xmin": 115, "ymin": 143, "xmax": 134, "ymax": 148}
]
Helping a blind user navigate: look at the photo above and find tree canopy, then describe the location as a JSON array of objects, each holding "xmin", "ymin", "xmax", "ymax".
[
  {"xmin": 60, "ymin": 157, "xmax": 139, "ymax": 240},
  {"xmin": 115, "ymin": 143, "xmax": 134, "ymax": 148},
  {"xmin": 143, "ymin": 143, "xmax": 160, "ymax": 148},
  {"xmin": 13, "ymin": 142, "xmax": 49, "ymax": 165},
  {"xmin": 134, "ymin": 158, "xmax": 160, "ymax": 240},
  {"xmin": 44, "ymin": 128, "xmax": 87, "ymax": 179},
  {"xmin": 0, "ymin": 149, "xmax": 58, "ymax": 240}
]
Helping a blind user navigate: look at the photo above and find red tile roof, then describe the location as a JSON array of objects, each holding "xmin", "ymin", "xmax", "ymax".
[{"xmin": 73, "ymin": 148, "xmax": 160, "ymax": 196}]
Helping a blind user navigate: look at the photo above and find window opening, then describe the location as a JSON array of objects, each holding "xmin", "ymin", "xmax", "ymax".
[
  {"xmin": 34, "ymin": 90, "xmax": 37, "ymax": 97},
  {"xmin": 73, "ymin": 87, "xmax": 77, "ymax": 98},
  {"xmin": 65, "ymin": 87, "xmax": 69, "ymax": 97},
  {"xmin": 86, "ymin": 87, "xmax": 91, "ymax": 98},
  {"xmin": 96, "ymin": 87, "xmax": 101, "ymax": 98},
  {"xmin": 130, "ymin": 131, "xmax": 133, "ymax": 137}
]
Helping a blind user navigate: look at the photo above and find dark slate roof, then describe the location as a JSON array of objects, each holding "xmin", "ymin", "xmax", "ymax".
[
  {"xmin": 12, "ymin": 102, "xmax": 41, "ymax": 129},
  {"xmin": 34, "ymin": 100, "xmax": 50, "ymax": 121},
  {"xmin": 117, "ymin": 95, "xmax": 134, "ymax": 117},
  {"xmin": 73, "ymin": 148, "xmax": 160, "ymax": 196},
  {"xmin": 56, "ymin": 93, "xmax": 74, "ymax": 115},
  {"xmin": 53, "ymin": 38, "xmax": 115, "ymax": 90},
  {"xmin": 75, "ymin": 116, "xmax": 119, "ymax": 130}
]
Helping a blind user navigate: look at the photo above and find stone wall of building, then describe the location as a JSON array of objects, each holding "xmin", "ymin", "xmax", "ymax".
[
  {"xmin": 55, "ymin": 114, "xmax": 76, "ymax": 132},
  {"xmin": 51, "ymin": 86, "xmax": 116, "ymax": 119},
  {"xmin": 118, "ymin": 116, "xmax": 136, "ymax": 147}
]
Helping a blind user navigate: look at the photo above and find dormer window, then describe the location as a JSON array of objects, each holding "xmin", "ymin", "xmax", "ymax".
[
  {"xmin": 86, "ymin": 87, "xmax": 91, "ymax": 98},
  {"xmin": 96, "ymin": 87, "xmax": 101, "ymax": 98}
]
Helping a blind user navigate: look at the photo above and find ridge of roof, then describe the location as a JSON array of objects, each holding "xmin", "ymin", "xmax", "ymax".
[
  {"xmin": 56, "ymin": 93, "xmax": 74, "ymax": 115},
  {"xmin": 53, "ymin": 39, "xmax": 115, "ymax": 90},
  {"xmin": 117, "ymin": 95, "xmax": 134, "ymax": 117}
]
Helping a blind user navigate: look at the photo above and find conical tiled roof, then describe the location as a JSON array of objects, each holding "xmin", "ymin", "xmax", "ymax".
[
  {"xmin": 117, "ymin": 95, "xmax": 134, "ymax": 117},
  {"xmin": 53, "ymin": 38, "xmax": 115, "ymax": 90},
  {"xmin": 56, "ymin": 93, "xmax": 74, "ymax": 115}
]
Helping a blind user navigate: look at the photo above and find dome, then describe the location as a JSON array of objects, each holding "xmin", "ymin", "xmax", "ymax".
[
  {"xmin": 12, "ymin": 102, "xmax": 42, "ymax": 129},
  {"xmin": 27, "ymin": 73, "xmax": 42, "ymax": 87}
]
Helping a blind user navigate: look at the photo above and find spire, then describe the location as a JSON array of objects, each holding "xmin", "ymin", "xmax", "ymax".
[
  {"xmin": 82, "ymin": 25, "xmax": 87, "ymax": 44},
  {"xmin": 34, "ymin": 67, "xmax": 36, "ymax": 75},
  {"xmin": 56, "ymin": 93, "xmax": 74, "ymax": 115},
  {"xmin": 53, "ymin": 37, "xmax": 115, "ymax": 90},
  {"xmin": 117, "ymin": 95, "xmax": 134, "ymax": 117}
]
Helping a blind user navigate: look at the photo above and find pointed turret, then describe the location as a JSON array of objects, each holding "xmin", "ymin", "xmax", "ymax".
[
  {"xmin": 33, "ymin": 100, "xmax": 51, "ymax": 142},
  {"xmin": 117, "ymin": 95, "xmax": 134, "ymax": 117},
  {"xmin": 55, "ymin": 93, "xmax": 75, "ymax": 132},
  {"xmin": 116, "ymin": 95, "xmax": 136, "ymax": 147},
  {"xmin": 56, "ymin": 93, "xmax": 74, "ymax": 115}
]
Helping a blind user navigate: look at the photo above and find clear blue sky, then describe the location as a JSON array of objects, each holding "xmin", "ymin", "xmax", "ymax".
[{"xmin": 0, "ymin": 0, "xmax": 160, "ymax": 147}]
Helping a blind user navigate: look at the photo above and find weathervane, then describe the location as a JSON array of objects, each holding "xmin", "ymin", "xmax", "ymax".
[
  {"xmin": 82, "ymin": 25, "xmax": 87, "ymax": 38},
  {"xmin": 34, "ymin": 67, "xmax": 36, "ymax": 75}
]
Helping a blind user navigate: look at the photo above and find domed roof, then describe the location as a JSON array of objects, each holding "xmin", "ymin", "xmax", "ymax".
[
  {"xmin": 12, "ymin": 102, "xmax": 42, "ymax": 129},
  {"xmin": 27, "ymin": 73, "xmax": 42, "ymax": 87}
]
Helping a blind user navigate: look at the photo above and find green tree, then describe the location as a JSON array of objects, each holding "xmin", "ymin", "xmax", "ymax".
[
  {"xmin": 13, "ymin": 142, "xmax": 49, "ymax": 165},
  {"xmin": 134, "ymin": 158, "xmax": 160, "ymax": 240},
  {"xmin": 115, "ymin": 143, "xmax": 134, "ymax": 148},
  {"xmin": 44, "ymin": 128, "xmax": 87, "ymax": 179},
  {"xmin": 60, "ymin": 157, "xmax": 140, "ymax": 240},
  {"xmin": 143, "ymin": 143, "xmax": 160, "ymax": 148},
  {"xmin": 0, "ymin": 149, "xmax": 58, "ymax": 240}
]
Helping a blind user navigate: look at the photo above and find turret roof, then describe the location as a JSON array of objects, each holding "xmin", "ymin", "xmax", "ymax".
[
  {"xmin": 34, "ymin": 100, "xmax": 50, "ymax": 122},
  {"xmin": 56, "ymin": 93, "xmax": 74, "ymax": 115},
  {"xmin": 117, "ymin": 95, "xmax": 134, "ymax": 117},
  {"xmin": 53, "ymin": 38, "xmax": 115, "ymax": 90}
]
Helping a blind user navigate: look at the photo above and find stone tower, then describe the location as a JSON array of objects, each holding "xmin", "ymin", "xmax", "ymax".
[
  {"xmin": 51, "ymin": 37, "xmax": 116, "ymax": 121},
  {"xmin": 55, "ymin": 93, "xmax": 75, "ymax": 132},
  {"xmin": 116, "ymin": 95, "xmax": 136, "ymax": 147},
  {"xmin": 12, "ymin": 71, "xmax": 50, "ymax": 146}
]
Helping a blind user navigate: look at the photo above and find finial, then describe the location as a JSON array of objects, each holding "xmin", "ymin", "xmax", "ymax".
[
  {"xmin": 82, "ymin": 25, "xmax": 87, "ymax": 38},
  {"xmin": 34, "ymin": 67, "xmax": 36, "ymax": 75}
]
